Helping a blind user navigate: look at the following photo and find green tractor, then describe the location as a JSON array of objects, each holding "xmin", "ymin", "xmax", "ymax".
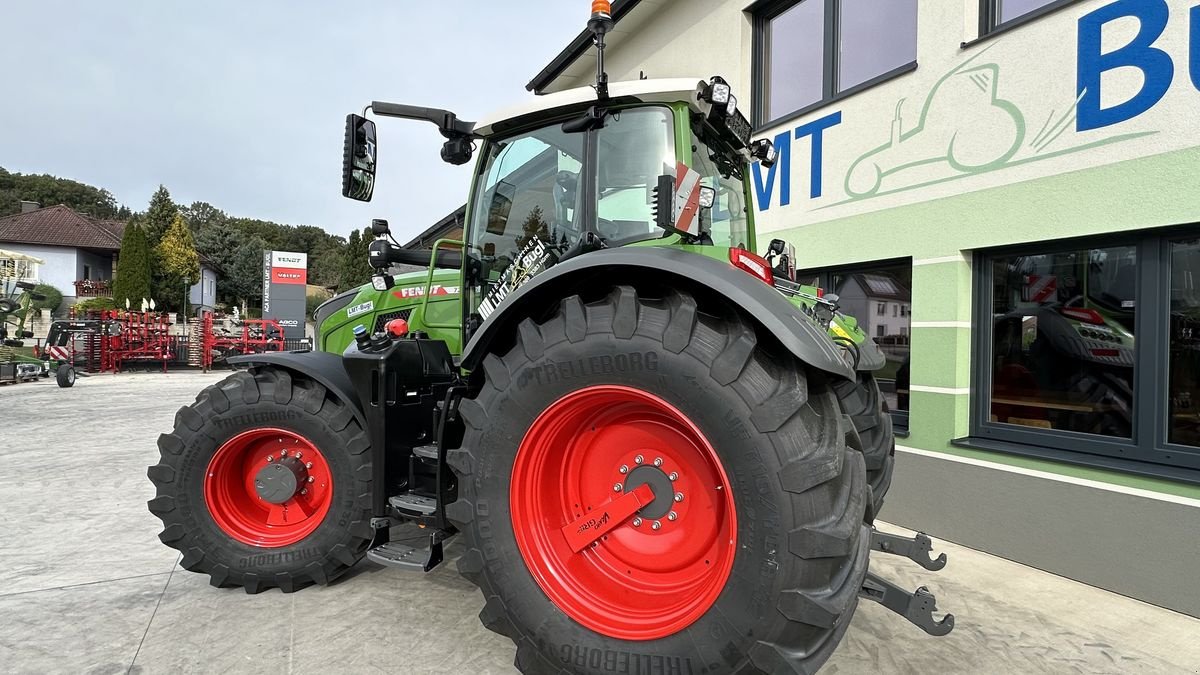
[{"xmin": 149, "ymin": 4, "xmax": 951, "ymax": 672}]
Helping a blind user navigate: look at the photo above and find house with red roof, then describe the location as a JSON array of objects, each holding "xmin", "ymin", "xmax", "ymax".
[{"xmin": 0, "ymin": 201, "xmax": 220, "ymax": 313}]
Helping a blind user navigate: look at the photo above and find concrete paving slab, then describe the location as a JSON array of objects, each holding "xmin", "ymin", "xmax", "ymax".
[
  {"xmin": 0, "ymin": 373, "xmax": 227, "ymax": 595},
  {"xmin": 0, "ymin": 572, "xmax": 171, "ymax": 674},
  {"xmin": 4, "ymin": 371, "xmax": 1200, "ymax": 674}
]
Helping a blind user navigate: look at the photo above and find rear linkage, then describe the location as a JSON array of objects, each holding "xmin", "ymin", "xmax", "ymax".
[{"xmin": 861, "ymin": 529, "xmax": 955, "ymax": 636}]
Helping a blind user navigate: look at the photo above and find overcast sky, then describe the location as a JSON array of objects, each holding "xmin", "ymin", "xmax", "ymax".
[{"xmin": 0, "ymin": 1, "xmax": 583, "ymax": 241}]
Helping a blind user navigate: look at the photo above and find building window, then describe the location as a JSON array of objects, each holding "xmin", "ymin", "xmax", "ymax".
[
  {"xmin": 801, "ymin": 259, "xmax": 913, "ymax": 426},
  {"xmin": 973, "ymin": 228, "xmax": 1200, "ymax": 477},
  {"xmin": 1170, "ymin": 238, "xmax": 1200, "ymax": 448},
  {"xmin": 979, "ymin": 0, "xmax": 1083, "ymax": 36},
  {"xmin": 753, "ymin": 0, "xmax": 918, "ymax": 126}
]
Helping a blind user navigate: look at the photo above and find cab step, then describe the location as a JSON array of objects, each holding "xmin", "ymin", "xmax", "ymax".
[
  {"xmin": 365, "ymin": 531, "xmax": 447, "ymax": 572},
  {"xmin": 389, "ymin": 493, "xmax": 437, "ymax": 517},
  {"xmin": 412, "ymin": 444, "xmax": 438, "ymax": 460}
]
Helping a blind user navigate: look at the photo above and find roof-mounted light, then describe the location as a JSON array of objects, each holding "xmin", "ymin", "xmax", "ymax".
[{"xmin": 750, "ymin": 138, "xmax": 778, "ymax": 168}]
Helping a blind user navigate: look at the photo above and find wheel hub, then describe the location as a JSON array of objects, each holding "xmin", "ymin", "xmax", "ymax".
[
  {"xmin": 254, "ymin": 455, "xmax": 309, "ymax": 504},
  {"xmin": 204, "ymin": 428, "xmax": 333, "ymax": 548},
  {"xmin": 620, "ymin": 463, "xmax": 675, "ymax": 521}
]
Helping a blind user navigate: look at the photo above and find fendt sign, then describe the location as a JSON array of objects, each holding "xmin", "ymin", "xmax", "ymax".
[
  {"xmin": 262, "ymin": 250, "xmax": 307, "ymax": 336},
  {"xmin": 752, "ymin": 0, "xmax": 1200, "ymax": 226}
]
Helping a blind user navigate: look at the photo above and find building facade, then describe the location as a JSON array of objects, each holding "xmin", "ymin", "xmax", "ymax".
[{"xmin": 533, "ymin": 0, "xmax": 1200, "ymax": 616}]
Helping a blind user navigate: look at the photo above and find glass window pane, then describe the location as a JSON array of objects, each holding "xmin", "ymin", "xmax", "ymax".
[
  {"xmin": 596, "ymin": 108, "xmax": 675, "ymax": 244},
  {"xmin": 1169, "ymin": 238, "xmax": 1200, "ymax": 447},
  {"xmin": 765, "ymin": 0, "xmax": 825, "ymax": 121},
  {"xmin": 998, "ymin": 0, "xmax": 1060, "ymax": 24},
  {"xmin": 831, "ymin": 263, "xmax": 912, "ymax": 413},
  {"xmin": 989, "ymin": 247, "xmax": 1136, "ymax": 438},
  {"xmin": 838, "ymin": 0, "xmax": 917, "ymax": 91}
]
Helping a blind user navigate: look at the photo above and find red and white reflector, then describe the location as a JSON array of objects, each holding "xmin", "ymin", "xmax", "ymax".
[
  {"xmin": 674, "ymin": 162, "xmax": 703, "ymax": 236},
  {"xmin": 729, "ymin": 247, "xmax": 774, "ymax": 286},
  {"xmin": 1060, "ymin": 307, "xmax": 1106, "ymax": 325}
]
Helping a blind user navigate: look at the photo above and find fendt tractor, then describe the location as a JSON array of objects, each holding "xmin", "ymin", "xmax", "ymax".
[{"xmin": 149, "ymin": 4, "xmax": 953, "ymax": 672}]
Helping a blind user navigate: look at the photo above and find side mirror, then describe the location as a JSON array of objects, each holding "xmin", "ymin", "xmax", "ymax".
[{"xmin": 343, "ymin": 114, "xmax": 377, "ymax": 201}]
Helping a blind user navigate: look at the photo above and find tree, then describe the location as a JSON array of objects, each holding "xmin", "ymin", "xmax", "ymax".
[
  {"xmin": 0, "ymin": 166, "xmax": 127, "ymax": 218},
  {"xmin": 142, "ymin": 185, "xmax": 178, "ymax": 247},
  {"xmin": 181, "ymin": 201, "xmax": 227, "ymax": 234},
  {"xmin": 156, "ymin": 214, "xmax": 201, "ymax": 313},
  {"xmin": 340, "ymin": 228, "xmax": 374, "ymax": 290},
  {"xmin": 311, "ymin": 244, "xmax": 346, "ymax": 290},
  {"xmin": 228, "ymin": 236, "xmax": 268, "ymax": 310},
  {"xmin": 112, "ymin": 222, "xmax": 152, "ymax": 309}
]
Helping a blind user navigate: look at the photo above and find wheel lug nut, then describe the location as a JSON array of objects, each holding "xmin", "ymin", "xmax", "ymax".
[
  {"xmin": 653, "ymin": 457, "xmax": 663, "ymax": 467},
  {"xmin": 619, "ymin": 465, "xmax": 629, "ymax": 474},
  {"xmin": 668, "ymin": 472, "xmax": 678, "ymax": 481},
  {"xmin": 307, "ymin": 476, "xmax": 314, "ymax": 483},
  {"xmin": 668, "ymin": 511, "xmax": 678, "ymax": 521},
  {"xmin": 674, "ymin": 492, "xmax": 684, "ymax": 502},
  {"xmin": 651, "ymin": 520, "xmax": 661, "ymax": 530},
  {"xmin": 613, "ymin": 483, "xmax": 623, "ymax": 492},
  {"xmin": 632, "ymin": 517, "xmax": 642, "ymax": 527},
  {"xmin": 634, "ymin": 454, "xmax": 643, "ymax": 465},
  {"xmin": 300, "ymin": 488, "xmax": 307, "ymax": 495},
  {"xmin": 295, "ymin": 451, "xmax": 302, "ymax": 459},
  {"xmin": 280, "ymin": 449, "xmax": 288, "ymax": 457},
  {"xmin": 305, "ymin": 462, "xmax": 313, "ymax": 469},
  {"xmin": 266, "ymin": 455, "xmax": 274, "ymax": 462}
]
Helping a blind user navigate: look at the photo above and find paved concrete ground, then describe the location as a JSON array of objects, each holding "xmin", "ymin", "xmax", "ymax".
[{"xmin": 1, "ymin": 371, "xmax": 1198, "ymax": 674}]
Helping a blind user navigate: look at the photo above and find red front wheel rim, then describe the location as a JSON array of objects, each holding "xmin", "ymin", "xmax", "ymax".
[
  {"xmin": 204, "ymin": 427, "xmax": 333, "ymax": 548},
  {"xmin": 510, "ymin": 385, "xmax": 737, "ymax": 641}
]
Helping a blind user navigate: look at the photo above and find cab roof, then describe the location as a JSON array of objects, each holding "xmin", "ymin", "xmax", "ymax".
[{"xmin": 472, "ymin": 77, "xmax": 706, "ymax": 137}]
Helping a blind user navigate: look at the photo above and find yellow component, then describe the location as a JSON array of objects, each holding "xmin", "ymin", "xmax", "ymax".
[{"xmin": 830, "ymin": 323, "xmax": 852, "ymax": 340}]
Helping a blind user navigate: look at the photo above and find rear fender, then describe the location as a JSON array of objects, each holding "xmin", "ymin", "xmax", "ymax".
[
  {"xmin": 228, "ymin": 350, "xmax": 366, "ymax": 428},
  {"xmin": 460, "ymin": 247, "xmax": 855, "ymax": 381}
]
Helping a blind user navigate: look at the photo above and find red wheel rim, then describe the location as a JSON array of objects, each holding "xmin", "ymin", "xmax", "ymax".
[
  {"xmin": 204, "ymin": 427, "xmax": 333, "ymax": 548},
  {"xmin": 511, "ymin": 385, "xmax": 737, "ymax": 640}
]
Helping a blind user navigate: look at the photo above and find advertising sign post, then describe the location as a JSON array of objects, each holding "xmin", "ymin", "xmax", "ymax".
[{"xmin": 262, "ymin": 251, "xmax": 308, "ymax": 338}]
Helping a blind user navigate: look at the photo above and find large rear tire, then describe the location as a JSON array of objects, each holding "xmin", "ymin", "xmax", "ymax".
[
  {"xmin": 147, "ymin": 368, "xmax": 373, "ymax": 593},
  {"xmin": 447, "ymin": 286, "xmax": 871, "ymax": 674},
  {"xmin": 833, "ymin": 372, "xmax": 894, "ymax": 516}
]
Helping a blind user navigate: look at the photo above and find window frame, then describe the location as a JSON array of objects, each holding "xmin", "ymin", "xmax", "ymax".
[
  {"xmin": 751, "ymin": 0, "xmax": 918, "ymax": 129},
  {"xmin": 969, "ymin": 228, "xmax": 1200, "ymax": 483},
  {"xmin": 976, "ymin": 0, "xmax": 1085, "ymax": 41},
  {"xmin": 800, "ymin": 256, "xmax": 913, "ymax": 432}
]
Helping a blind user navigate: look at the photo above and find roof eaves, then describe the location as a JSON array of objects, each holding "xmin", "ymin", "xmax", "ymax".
[{"xmin": 526, "ymin": 0, "xmax": 646, "ymax": 94}]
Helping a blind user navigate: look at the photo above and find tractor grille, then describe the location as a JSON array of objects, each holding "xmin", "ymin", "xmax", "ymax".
[{"xmin": 374, "ymin": 309, "xmax": 412, "ymax": 333}]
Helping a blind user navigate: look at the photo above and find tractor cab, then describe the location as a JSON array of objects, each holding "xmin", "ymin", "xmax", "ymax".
[{"xmin": 343, "ymin": 75, "xmax": 777, "ymax": 347}]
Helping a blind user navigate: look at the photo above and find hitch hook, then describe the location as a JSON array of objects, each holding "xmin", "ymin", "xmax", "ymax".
[{"xmin": 871, "ymin": 529, "xmax": 947, "ymax": 571}]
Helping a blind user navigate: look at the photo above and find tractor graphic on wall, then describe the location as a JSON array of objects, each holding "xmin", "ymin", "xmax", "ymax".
[{"xmin": 845, "ymin": 50, "xmax": 1027, "ymax": 198}]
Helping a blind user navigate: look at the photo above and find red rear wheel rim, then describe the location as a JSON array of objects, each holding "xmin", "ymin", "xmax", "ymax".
[
  {"xmin": 510, "ymin": 385, "xmax": 737, "ymax": 641},
  {"xmin": 204, "ymin": 427, "xmax": 333, "ymax": 548}
]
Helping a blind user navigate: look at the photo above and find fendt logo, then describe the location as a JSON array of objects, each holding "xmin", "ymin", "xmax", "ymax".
[{"xmin": 272, "ymin": 251, "xmax": 308, "ymax": 268}]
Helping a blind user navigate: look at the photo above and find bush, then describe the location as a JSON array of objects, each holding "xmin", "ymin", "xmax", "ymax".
[
  {"xmin": 73, "ymin": 297, "xmax": 119, "ymax": 314},
  {"xmin": 30, "ymin": 283, "xmax": 63, "ymax": 315}
]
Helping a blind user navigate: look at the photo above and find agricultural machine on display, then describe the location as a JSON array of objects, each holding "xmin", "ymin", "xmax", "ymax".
[
  {"xmin": 41, "ymin": 311, "xmax": 287, "ymax": 387},
  {"xmin": 0, "ymin": 272, "xmax": 52, "ymax": 385},
  {"xmin": 148, "ymin": 4, "xmax": 953, "ymax": 672}
]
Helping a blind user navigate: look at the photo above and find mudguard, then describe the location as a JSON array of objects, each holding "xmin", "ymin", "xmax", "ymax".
[
  {"xmin": 857, "ymin": 336, "xmax": 887, "ymax": 372},
  {"xmin": 228, "ymin": 350, "xmax": 366, "ymax": 427},
  {"xmin": 461, "ymin": 247, "xmax": 856, "ymax": 381}
]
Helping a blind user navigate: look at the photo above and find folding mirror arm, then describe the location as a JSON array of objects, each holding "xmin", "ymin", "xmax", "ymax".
[{"xmin": 368, "ymin": 102, "xmax": 476, "ymax": 138}]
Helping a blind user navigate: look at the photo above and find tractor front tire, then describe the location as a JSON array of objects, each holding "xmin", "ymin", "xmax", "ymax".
[
  {"xmin": 833, "ymin": 372, "xmax": 895, "ymax": 516},
  {"xmin": 447, "ymin": 287, "xmax": 870, "ymax": 675},
  {"xmin": 147, "ymin": 368, "xmax": 373, "ymax": 593},
  {"xmin": 56, "ymin": 365, "xmax": 76, "ymax": 388}
]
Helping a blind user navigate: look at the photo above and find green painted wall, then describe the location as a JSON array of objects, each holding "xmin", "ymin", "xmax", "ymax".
[{"xmin": 772, "ymin": 145, "xmax": 1200, "ymax": 500}]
